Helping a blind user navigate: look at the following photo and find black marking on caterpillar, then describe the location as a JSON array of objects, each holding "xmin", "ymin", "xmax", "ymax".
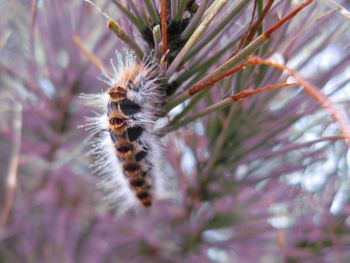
[
  {"xmin": 135, "ymin": 149, "xmax": 148, "ymax": 161},
  {"xmin": 107, "ymin": 99, "xmax": 141, "ymax": 116},
  {"xmin": 130, "ymin": 178, "xmax": 145, "ymax": 187},
  {"xmin": 82, "ymin": 51, "xmax": 169, "ymax": 212},
  {"xmin": 126, "ymin": 126, "xmax": 143, "ymax": 142}
]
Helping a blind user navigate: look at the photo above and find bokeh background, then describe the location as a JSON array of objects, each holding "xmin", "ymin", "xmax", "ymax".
[{"xmin": 1, "ymin": 0, "xmax": 350, "ymax": 262}]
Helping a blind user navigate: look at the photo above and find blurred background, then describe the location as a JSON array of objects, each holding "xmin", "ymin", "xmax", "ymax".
[{"xmin": 0, "ymin": 0, "xmax": 350, "ymax": 262}]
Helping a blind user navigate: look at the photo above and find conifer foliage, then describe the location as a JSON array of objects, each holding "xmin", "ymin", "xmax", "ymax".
[{"xmin": 0, "ymin": 0, "xmax": 350, "ymax": 262}]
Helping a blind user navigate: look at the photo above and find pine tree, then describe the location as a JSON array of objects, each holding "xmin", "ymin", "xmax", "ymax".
[{"xmin": 1, "ymin": 1, "xmax": 350, "ymax": 262}]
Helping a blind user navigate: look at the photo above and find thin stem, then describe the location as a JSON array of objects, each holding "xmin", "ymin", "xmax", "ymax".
[
  {"xmin": 203, "ymin": 106, "xmax": 237, "ymax": 177},
  {"xmin": 83, "ymin": 1, "xmax": 145, "ymax": 60},
  {"xmin": 238, "ymin": 0, "xmax": 258, "ymax": 51},
  {"xmin": 128, "ymin": 1, "xmax": 147, "ymax": 26},
  {"xmin": 166, "ymin": 97, "xmax": 231, "ymax": 132},
  {"xmin": 209, "ymin": 0, "xmax": 313, "ymax": 77},
  {"xmin": 175, "ymin": 39, "xmax": 233, "ymax": 84},
  {"xmin": 265, "ymin": 0, "xmax": 314, "ymax": 37},
  {"xmin": 230, "ymin": 82, "xmax": 296, "ymax": 101},
  {"xmin": 73, "ymin": 35, "xmax": 109, "ymax": 75},
  {"xmin": 169, "ymin": 93, "xmax": 205, "ymax": 125},
  {"xmin": 167, "ymin": 0, "xmax": 228, "ymax": 74},
  {"xmin": 161, "ymin": 0, "xmax": 168, "ymax": 55},
  {"xmin": 247, "ymin": 55, "xmax": 350, "ymax": 145},
  {"xmin": 107, "ymin": 19, "xmax": 143, "ymax": 60},
  {"xmin": 208, "ymin": 34, "xmax": 268, "ymax": 79},
  {"xmin": 0, "ymin": 103, "xmax": 22, "ymax": 228},
  {"xmin": 174, "ymin": 0, "xmax": 188, "ymax": 22},
  {"xmin": 144, "ymin": 0, "xmax": 159, "ymax": 23},
  {"xmin": 165, "ymin": 64, "xmax": 219, "ymax": 112},
  {"xmin": 29, "ymin": 0, "xmax": 38, "ymax": 52},
  {"xmin": 164, "ymin": 82, "xmax": 297, "ymax": 132},
  {"xmin": 203, "ymin": 0, "xmax": 224, "ymax": 16},
  {"xmin": 188, "ymin": 61, "xmax": 248, "ymax": 96},
  {"xmin": 168, "ymin": 51, "xmax": 257, "ymax": 109},
  {"xmin": 167, "ymin": 0, "xmax": 314, "ymax": 109},
  {"xmin": 181, "ymin": 0, "xmax": 209, "ymax": 40},
  {"xmin": 246, "ymin": 0, "xmax": 275, "ymax": 42},
  {"xmin": 231, "ymin": 0, "xmax": 274, "ymax": 59},
  {"xmin": 243, "ymin": 135, "xmax": 348, "ymax": 164},
  {"xmin": 171, "ymin": 0, "xmax": 179, "ymax": 21},
  {"xmin": 257, "ymin": 0, "xmax": 264, "ymax": 35},
  {"xmin": 184, "ymin": 0, "xmax": 250, "ymax": 62},
  {"xmin": 111, "ymin": 0, "xmax": 146, "ymax": 31},
  {"xmin": 152, "ymin": 25, "xmax": 161, "ymax": 55},
  {"xmin": 325, "ymin": 0, "xmax": 350, "ymax": 20}
]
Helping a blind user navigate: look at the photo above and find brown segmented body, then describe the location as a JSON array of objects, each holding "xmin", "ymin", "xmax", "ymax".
[
  {"xmin": 106, "ymin": 63, "xmax": 154, "ymax": 207},
  {"xmin": 115, "ymin": 140, "xmax": 135, "ymax": 159},
  {"xmin": 108, "ymin": 111, "xmax": 129, "ymax": 133}
]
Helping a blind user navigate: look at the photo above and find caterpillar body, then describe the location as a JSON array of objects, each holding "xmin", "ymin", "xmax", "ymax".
[
  {"xmin": 83, "ymin": 0, "xmax": 199, "ymax": 211},
  {"xmin": 84, "ymin": 52, "xmax": 166, "ymax": 210}
]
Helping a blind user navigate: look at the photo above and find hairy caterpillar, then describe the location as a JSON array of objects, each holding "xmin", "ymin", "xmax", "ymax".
[
  {"xmin": 82, "ymin": 0, "xmax": 199, "ymax": 211},
  {"xmin": 83, "ymin": 51, "xmax": 167, "ymax": 211}
]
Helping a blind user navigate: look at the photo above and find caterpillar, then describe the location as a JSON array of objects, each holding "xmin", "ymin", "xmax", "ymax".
[
  {"xmin": 82, "ymin": 0, "xmax": 199, "ymax": 211},
  {"xmin": 83, "ymin": 51, "xmax": 167, "ymax": 211}
]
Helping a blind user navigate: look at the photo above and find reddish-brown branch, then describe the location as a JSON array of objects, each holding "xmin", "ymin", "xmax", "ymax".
[
  {"xmin": 265, "ymin": 0, "xmax": 314, "ymax": 37},
  {"xmin": 186, "ymin": 56, "xmax": 289, "ymax": 97},
  {"xmin": 231, "ymin": 83, "xmax": 296, "ymax": 101},
  {"xmin": 230, "ymin": 0, "xmax": 258, "ymax": 57},
  {"xmin": 247, "ymin": 55, "xmax": 350, "ymax": 145},
  {"xmin": 188, "ymin": 62, "xmax": 249, "ymax": 96},
  {"xmin": 161, "ymin": 0, "xmax": 168, "ymax": 55},
  {"xmin": 230, "ymin": 0, "xmax": 275, "ymax": 58},
  {"xmin": 244, "ymin": 0, "xmax": 258, "ymax": 40},
  {"xmin": 230, "ymin": 0, "xmax": 311, "ymax": 59},
  {"xmin": 180, "ymin": 54, "xmax": 350, "ymax": 147},
  {"xmin": 247, "ymin": 0, "xmax": 275, "ymax": 41}
]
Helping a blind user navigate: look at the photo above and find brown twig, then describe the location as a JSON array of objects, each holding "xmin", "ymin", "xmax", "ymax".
[
  {"xmin": 230, "ymin": 0, "xmax": 312, "ymax": 58},
  {"xmin": 161, "ymin": 0, "xmax": 168, "ymax": 55},
  {"xmin": 0, "ymin": 104, "xmax": 22, "ymax": 228},
  {"xmin": 247, "ymin": 55, "xmax": 350, "ymax": 145},
  {"xmin": 164, "ymin": 82, "xmax": 298, "ymax": 133},
  {"xmin": 173, "ymin": 0, "xmax": 314, "ymax": 106},
  {"xmin": 247, "ymin": 0, "xmax": 275, "ymax": 41},
  {"xmin": 265, "ymin": 0, "xmax": 314, "ymax": 37},
  {"xmin": 188, "ymin": 61, "xmax": 248, "ymax": 96},
  {"xmin": 236, "ymin": 0, "xmax": 258, "ymax": 50},
  {"xmin": 280, "ymin": 7, "xmax": 336, "ymax": 55},
  {"xmin": 231, "ymin": 82, "xmax": 296, "ymax": 101},
  {"xmin": 174, "ymin": 56, "xmax": 290, "ymax": 106},
  {"xmin": 230, "ymin": 0, "xmax": 275, "ymax": 58}
]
